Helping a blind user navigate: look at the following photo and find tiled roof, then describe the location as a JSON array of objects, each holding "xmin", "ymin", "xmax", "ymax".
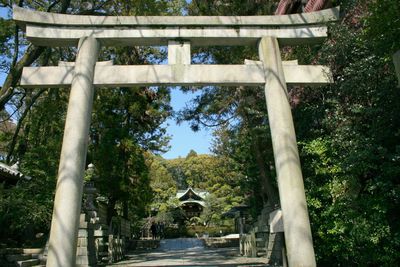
[
  {"xmin": 0, "ymin": 162, "xmax": 30, "ymax": 184},
  {"xmin": 176, "ymin": 187, "xmax": 209, "ymax": 200}
]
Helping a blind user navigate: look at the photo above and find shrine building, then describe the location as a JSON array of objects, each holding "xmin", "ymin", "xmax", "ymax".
[{"xmin": 176, "ymin": 188, "xmax": 209, "ymax": 219}]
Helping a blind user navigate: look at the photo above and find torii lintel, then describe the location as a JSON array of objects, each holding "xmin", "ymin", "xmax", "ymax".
[{"xmin": 13, "ymin": 6, "xmax": 340, "ymax": 47}]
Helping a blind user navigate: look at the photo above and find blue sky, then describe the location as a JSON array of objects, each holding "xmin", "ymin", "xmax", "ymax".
[{"xmin": 161, "ymin": 89, "xmax": 213, "ymax": 159}]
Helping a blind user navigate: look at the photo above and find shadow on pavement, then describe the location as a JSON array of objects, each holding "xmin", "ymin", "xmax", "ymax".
[{"xmin": 105, "ymin": 238, "xmax": 270, "ymax": 267}]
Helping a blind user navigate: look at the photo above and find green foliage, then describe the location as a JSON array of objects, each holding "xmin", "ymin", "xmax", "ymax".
[
  {"xmin": 0, "ymin": 180, "xmax": 53, "ymax": 246},
  {"xmin": 187, "ymin": 0, "xmax": 275, "ymax": 16},
  {"xmin": 185, "ymin": 149, "xmax": 197, "ymax": 159},
  {"xmin": 101, "ymin": 0, "xmax": 187, "ymax": 16},
  {"xmin": 89, "ymin": 86, "xmax": 171, "ymax": 220},
  {"xmin": 0, "ymin": 0, "xmax": 184, "ymax": 245},
  {"xmin": 171, "ymin": 153, "xmax": 244, "ymax": 225},
  {"xmin": 164, "ymin": 225, "xmax": 188, "ymax": 238},
  {"xmin": 186, "ymin": 225, "xmax": 234, "ymax": 238},
  {"xmin": 0, "ymin": 17, "xmax": 13, "ymax": 71},
  {"xmin": 0, "ymin": 89, "xmax": 66, "ymax": 244},
  {"xmin": 363, "ymin": 0, "xmax": 400, "ymax": 56},
  {"xmin": 200, "ymin": 194, "xmax": 224, "ymax": 226},
  {"xmin": 290, "ymin": 1, "xmax": 400, "ymax": 265},
  {"xmin": 146, "ymin": 153, "xmax": 177, "ymax": 212},
  {"xmin": 146, "ymin": 150, "xmax": 245, "ymax": 227},
  {"xmin": 212, "ymin": 122, "xmax": 276, "ymax": 217}
]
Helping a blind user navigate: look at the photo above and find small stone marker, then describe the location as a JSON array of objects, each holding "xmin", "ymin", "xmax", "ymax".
[
  {"xmin": 168, "ymin": 41, "xmax": 191, "ymax": 65},
  {"xmin": 269, "ymin": 209, "xmax": 284, "ymax": 233}
]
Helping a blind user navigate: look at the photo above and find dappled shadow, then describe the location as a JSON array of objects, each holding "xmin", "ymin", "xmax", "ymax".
[{"xmin": 106, "ymin": 246, "xmax": 269, "ymax": 266}]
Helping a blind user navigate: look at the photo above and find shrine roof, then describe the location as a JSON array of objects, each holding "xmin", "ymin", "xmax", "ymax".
[
  {"xmin": 176, "ymin": 187, "xmax": 209, "ymax": 200},
  {"xmin": 180, "ymin": 200, "xmax": 207, "ymax": 208},
  {"xmin": 0, "ymin": 162, "xmax": 30, "ymax": 185}
]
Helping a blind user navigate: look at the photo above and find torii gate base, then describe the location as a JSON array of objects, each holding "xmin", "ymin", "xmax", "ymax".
[{"xmin": 14, "ymin": 6, "xmax": 339, "ymax": 267}]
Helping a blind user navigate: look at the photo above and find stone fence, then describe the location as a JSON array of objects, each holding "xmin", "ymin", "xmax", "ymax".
[{"xmin": 240, "ymin": 207, "xmax": 285, "ymax": 266}]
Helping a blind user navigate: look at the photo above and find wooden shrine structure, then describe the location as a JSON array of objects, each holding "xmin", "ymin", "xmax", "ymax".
[{"xmin": 177, "ymin": 188, "xmax": 208, "ymax": 219}]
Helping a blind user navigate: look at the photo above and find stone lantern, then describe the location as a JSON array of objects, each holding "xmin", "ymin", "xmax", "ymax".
[{"xmin": 83, "ymin": 163, "xmax": 97, "ymax": 215}]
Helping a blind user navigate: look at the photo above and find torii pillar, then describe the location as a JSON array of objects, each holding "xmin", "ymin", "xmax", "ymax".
[
  {"xmin": 259, "ymin": 36, "xmax": 316, "ymax": 267},
  {"xmin": 46, "ymin": 36, "xmax": 100, "ymax": 267}
]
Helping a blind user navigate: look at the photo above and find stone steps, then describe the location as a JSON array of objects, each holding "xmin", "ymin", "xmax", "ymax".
[
  {"xmin": 22, "ymin": 249, "xmax": 43, "ymax": 255},
  {"xmin": 16, "ymin": 258, "xmax": 40, "ymax": 267},
  {"xmin": 1, "ymin": 248, "xmax": 45, "ymax": 267},
  {"xmin": 6, "ymin": 254, "xmax": 32, "ymax": 262},
  {"xmin": 257, "ymin": 247, "xmax": 267, "ymax": 257}
]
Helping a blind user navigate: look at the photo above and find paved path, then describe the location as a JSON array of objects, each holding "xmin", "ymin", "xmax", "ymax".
[{"xmin": 107, "ymin": 238, "xmax": 268, "ymax": 266}]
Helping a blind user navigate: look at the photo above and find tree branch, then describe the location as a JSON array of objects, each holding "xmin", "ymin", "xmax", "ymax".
[
  {"xmin": 0, "ymin": 0, "xmax": 72, "ymax": 110},
  {"xmin": 0, "ymin": 44, "xmax": 45, "ymax": 110},
  {"xmin": 6, "ymin": 88, "xmax": 46, "ymax": 163},
  {"xmin": 0, "ymin": 92, "xmax": 26, "ymax": 123}
]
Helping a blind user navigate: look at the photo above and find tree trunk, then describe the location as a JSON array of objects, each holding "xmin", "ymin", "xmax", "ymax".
[
  {"xmin": 6, "ymin": 89, "xmax": 45, "ymax": 163},
  {"xmin": 107, "ymin": 197, "xmax": 117, "ymax": 225},
  {"xmin": 238, "ymin": 96, "xmax": 280, "ymax": 208},
  {"xmin": 251, "ymin": 135, "xmax": 279, "ymax": 207},
  {"xmin": 122, "ymin": 201, "xmax": 129, "ymax": 219}
]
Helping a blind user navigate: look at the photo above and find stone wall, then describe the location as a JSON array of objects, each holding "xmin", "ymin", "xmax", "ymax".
[
  {"xmin": 76, "ymin": 213, "xmax": 102, "ymax": 267},
  {"xmin": 240, "ymin": 207, "xmax": 284, "ymax": 265},
  {"xmin": 127, "ymin": 239, "xmax": 160, "ymax": 250},
  {"xmin": 203, "ymin": 237, "xmax": 239, "ymax": 248}
]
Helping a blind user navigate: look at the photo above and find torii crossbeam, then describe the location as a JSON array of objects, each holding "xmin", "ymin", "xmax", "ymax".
[{"xmin": 13, "ymin": 6, "xmax": 339, "ymax": 267}]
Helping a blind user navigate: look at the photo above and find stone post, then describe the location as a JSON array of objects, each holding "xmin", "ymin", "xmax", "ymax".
[
  {"xmin": 47, "ymin": 36, "xmax": 100, "ymax": 267},
  {"xmin": 168, "ymin": 40, "xmax": 191, "ymax": 65},
  {"xmin": 258, "ymin": 36, "xmax": 316, "ymax": 267}
]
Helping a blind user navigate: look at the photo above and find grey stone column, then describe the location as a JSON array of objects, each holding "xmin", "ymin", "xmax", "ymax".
[
  {"xmin": 258, "ymin": 36, "xmax": 316, "ymax": 267},
  {"xmin": 47, "ymin": 36, "xmax": 100, "ymax": 267}
]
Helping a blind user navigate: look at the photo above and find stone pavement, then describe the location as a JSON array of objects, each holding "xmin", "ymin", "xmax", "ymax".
[{"xmin": 106, "ymin": 238, "xmax": 269, "ymax": 266}]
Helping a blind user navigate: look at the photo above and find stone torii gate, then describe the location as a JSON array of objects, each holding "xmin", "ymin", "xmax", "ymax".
[{"xmin": 13, "ymin": 6, "xmax": 339, "ymax": 267}]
